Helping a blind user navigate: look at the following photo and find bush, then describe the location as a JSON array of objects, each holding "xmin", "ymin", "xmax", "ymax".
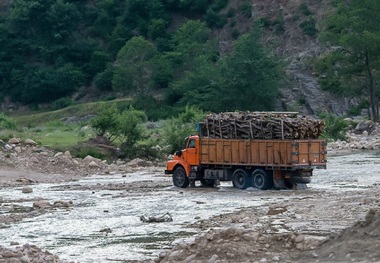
[
  {"xmin": 133, "ymin": 96, "xmax": 174, "ymax": 121},
  {"xmin": 160, "ymin": 106, "xmax": 204, "ymax": 153},
  {"xmin": 205, "ymin": 9, "xmax": 227, "ymax": 28},
  {"xmin": 299, "ymin": 3, "xmax": 312, "ymax": 16},
  {"xmin": 0, "ymin": 113, "xmax": 16, "ymax": 130},
  {"xmin": 89, "ymin": 103, "xmax": 147, "ymax": 158},
  {"xmin": 71, "ymin": 144, "xmax": 110, "ymax": 160},
  {"xmin": 50, "ymin": 97, "xmax": 74, "ymax": 110},
  {"xmin": 240, "ymin": 3, "xmax": 252, "ymax": 18},
  {"xmin": 300, "ymin": 19, "xmax": 317, "ymax": 36},
  {"xmin": 231, "ymin": 28, "xmax": 240, "ymax": 39},
  {"xmin": 320, "ymin": 113, "xmax": 349, "ymax": 141}
]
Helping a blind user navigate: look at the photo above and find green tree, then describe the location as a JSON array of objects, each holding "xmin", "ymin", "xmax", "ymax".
[
  {"xmin": 219, "ymin": 29, "xmax": 282, "ymax": 111},
  {"xmin": 171, "ymin": 56, "xmax": 223, "ymax": 111},
  {"xmin": 90, "ymin": 103, "xmax": 120, "ymax": 141},
  {"xmin": 90, "ymin": 104, "xmax": 147, "ymax": 156},
  {"xmin": 161, "ymin": 106, "xmax": 204, "ymax": 153},
  {"xmin": 319, "ymin": 0, "xmax": 380, "ymax": 121},
  {"xmin": 118, "ymin": 107, "xmax": 147, "ymax": 148},
  {"xmin": 171, "ymin": 20, "xmax": 216, "ymax": 71},
  {"xmin": 112, "ymin": 36, "xmax": 158, "ymax": 96}
]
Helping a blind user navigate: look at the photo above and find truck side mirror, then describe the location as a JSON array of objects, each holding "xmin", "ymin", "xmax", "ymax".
[{"xmin": 175, "ymin": 151, "xmax": 182, "ymax": 157}]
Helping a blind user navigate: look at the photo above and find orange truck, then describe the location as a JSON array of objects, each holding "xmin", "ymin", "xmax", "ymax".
[{"xmin": 165, "ymin": 130, "xmax": 327, "ymax": 190}]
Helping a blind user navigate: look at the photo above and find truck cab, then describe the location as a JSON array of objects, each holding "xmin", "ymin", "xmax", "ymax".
[{"xmin": 165, "ymin": 135, "xmax": 200, "ymax": 187}]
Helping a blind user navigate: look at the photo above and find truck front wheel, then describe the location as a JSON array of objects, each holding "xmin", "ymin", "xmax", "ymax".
[
  {"xmin": 252, "ymin": 169, "xmax": 273, "ymax": 190},
  {"xmin": 173, "ymin": 167, "xmax": 189, "ymax": 188},
  {"xmin": 232, "ymin": 169, "xmax": 250, "ymax": 189}
]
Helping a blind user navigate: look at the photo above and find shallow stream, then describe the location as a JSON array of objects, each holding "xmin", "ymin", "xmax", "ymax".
[{"xmin": 0, "ymin": 151, "xmax": 379, "ymax": 262}]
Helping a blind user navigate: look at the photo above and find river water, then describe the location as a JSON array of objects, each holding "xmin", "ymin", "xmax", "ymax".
[{"xmin": 0, "ymin": 151, "xmax": 379, "ymax": 262}]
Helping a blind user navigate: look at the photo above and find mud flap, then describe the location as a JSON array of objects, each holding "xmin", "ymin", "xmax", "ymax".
[{"xmin": 293, "ymin": 183, "xmax": 308, "ymax": 190}]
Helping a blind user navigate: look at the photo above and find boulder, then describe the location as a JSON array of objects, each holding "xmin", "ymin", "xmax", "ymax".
[
  {"xmin": 354, "ymin": 121, "xmax": 375, "ymax": 135},
  {"xmin": 8, "ymin": 137, "xmax": 21, "ymax": 144},
  {"xmin": 24, "ymin": 139, "xmax": 37, "ymax": 146},
  {"xmin": 22, "ymin": 187, "xmax": 33, "ymax": 194},
  {"xmin": 89, "ymin": 161, "xmax": 100, "ymax": 169},
  {"xmin": 127, "ymin": 158, "xmax": 152, "ymax": 167},
  {"xmin": 33, "ymin": 200, "xmax": 50, "ymax": 208}
]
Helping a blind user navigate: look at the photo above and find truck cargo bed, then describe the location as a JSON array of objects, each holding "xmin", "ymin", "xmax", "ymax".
[{"xmin": 199, "ymin": 138, "xmax": 327, "ymax": 169}]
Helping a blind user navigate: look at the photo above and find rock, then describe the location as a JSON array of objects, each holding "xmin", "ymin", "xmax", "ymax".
[
  {"xmin": 54, "ymin": 152, "xmax": 63, "ymax": 158},
  {"xmin": 24, "ymin": 139, "xmax": 37, "ymax": 146},
  {"xmin": 354, "ymin": 121, "xmax": 375, "ymax": 135},
  {"xmin": 295, "ymin": 235, "xmax": 305, "ymax": 243},
  {"xmin": 127, "ymin": 158, "xmax": 152, "ymax": 167},
  {"xmin": 99, "ymin": 228, "xmax": 112, "ymax": 233},
  {"xmin": 33, "ymin": 200, "xmax": 50, "ymax": 208},
  {"xmin": 89, "ymin": 161, "xmax": 100, "ymax": 169},
  {"xmin": 22, "ymin": 187, "xmax": 33, "ymax": 193},
  {"xmin": 64, "ymin": 151, "xmax": 72, "ymax": 158},
  {"xmin": 53, "ymin": 200, "xmax": 73, "ymax": 208},
  {"xmin": 20, "ymin": 256, "xmax": 30, "ymax": 263},
  {"xmin": 3, "ymin": 250, "xmax": 17, "ymax": 258},
  {"xmin": 83, "ymin": 155, "xmax": 99, "ymax": 163},
  {"xmin": 30, "ymin": 157, "xmax": 39, "ymax": 163},
  {"xmin": 14, "ymin": 146, "xmax": 22, "ymax": 153},
  {"xmin": 8, "ymin": 138, "xmax": 21, "ymax": 144}
]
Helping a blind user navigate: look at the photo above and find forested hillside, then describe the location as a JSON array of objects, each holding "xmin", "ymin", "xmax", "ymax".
[{"xmin": 0, "ymin": 0, "xmax": 379, "ymax": 121}]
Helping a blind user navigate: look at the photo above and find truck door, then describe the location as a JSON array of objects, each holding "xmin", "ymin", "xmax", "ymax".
[{"xmin": 185, "ymin": 138, "xmax": 199, "ymax": 165}]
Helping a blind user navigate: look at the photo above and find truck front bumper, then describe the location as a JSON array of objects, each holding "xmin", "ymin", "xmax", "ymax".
[{"xmin": 164, "ymin": 170, "xmax": 172, "ymax": 174}]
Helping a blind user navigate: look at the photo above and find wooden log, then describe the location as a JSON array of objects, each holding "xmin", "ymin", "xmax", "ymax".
[{"xmin": 202, "ymin": 111, "xmax": 325, "ymax": 139}]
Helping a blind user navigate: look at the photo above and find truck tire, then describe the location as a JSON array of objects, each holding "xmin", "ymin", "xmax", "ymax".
[
  {"xmin": 201, "ymin": 179, "xmax": 215, "ymax": 187},
  {"xmin": 173, "ymin": 167, "xmax": 189, "ymax": 188},
  {"xmin": 232, "ymin": 169, "xmax": 250, "ymax": 189},
  {"xmin": 252, "ymin": 169, "xmax": 273, "ymax": 190}
]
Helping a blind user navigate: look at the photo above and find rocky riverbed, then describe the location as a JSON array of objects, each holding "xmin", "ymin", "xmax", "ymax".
[{"xmin": 0, "ymin": 122, "xmax": 380, "ymax": 263}]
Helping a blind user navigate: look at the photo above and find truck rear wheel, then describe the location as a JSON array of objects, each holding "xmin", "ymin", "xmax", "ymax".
[
  {"xmin": 252, "ymin": 169, "xmax": 273, "ymax": 190},
  {"xmin": 173, "ymin": 167, "xmax": 189, "ymax": 188},
  {"xmin": 232, "ymin": 169, "xmax": 250, "ymax": 189}
]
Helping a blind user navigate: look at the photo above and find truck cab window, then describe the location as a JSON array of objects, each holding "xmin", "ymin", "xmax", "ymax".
[{"xmin": 188, "ymin": 139, "xmax": 196, "ymax": 148}]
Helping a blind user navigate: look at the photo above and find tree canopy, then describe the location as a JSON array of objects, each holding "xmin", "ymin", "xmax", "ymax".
[
  {"xmin": 0, "ymin": 0, "xmax": 283, "ymax": 119},
  {"xmin": 318, "ymin": 0, "xmax": 380, "ymax": 121}
]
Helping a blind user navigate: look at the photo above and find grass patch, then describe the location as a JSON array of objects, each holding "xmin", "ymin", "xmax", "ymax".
[{"xmin": 10, "ymin": 99, "xmax": 133, "ymax": 127}]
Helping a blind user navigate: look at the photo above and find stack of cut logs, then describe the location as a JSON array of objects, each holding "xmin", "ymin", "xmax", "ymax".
[{"xmin": 200, "ymin": 112, "xmax": 325, "ymax": 140}]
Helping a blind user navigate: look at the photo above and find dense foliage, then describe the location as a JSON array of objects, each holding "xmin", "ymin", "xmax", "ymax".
[
  {"xmin": 0, "ymin": 0, "xmax": 283, "ymax": 119},
  {"xmin": 318, "ymin": 0, "xmax": 380, "ymax": 121}
]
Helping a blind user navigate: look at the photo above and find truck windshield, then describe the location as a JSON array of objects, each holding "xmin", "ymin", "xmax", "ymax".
[{"xmin": 183, "ymin": 137, "xmax": 189, "ymax": 149}]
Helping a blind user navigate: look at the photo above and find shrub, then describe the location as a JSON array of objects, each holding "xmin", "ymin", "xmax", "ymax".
[
  {"xmin": 71, "ymin": 144, "xmax": 110, "ymax": 160},
  {"xmin": 50, "ymin": 97, "xmax": 74, "ymax": 110},
  {"xmin": 205, "ymin": 9, "xmax": 227, "ymax": 28},
  {"xmin": 300, "ymin": 19, "xmax": 317, "ymax": 36},
  {"xmin": 299, "ymin": 3, "xmax": 312, "ymax": 16},
  {"xmin": 320, "ymin": 113, "xmax": 349, "ymax": 141},
  {"xmin": 231, "ymin": 28, "xmax": 240, "ymax": 39},
  {"xmin": 0, "ymin": 113, "xmax": 16, "ymax": 130},
  {"xmin": 226, "ymin": 8, "xmax": 236, "ymax": 18},
  {"xmin": 160, "ymin": 106, "xmax": 204, "ymax": 153},
  {"xmin": 240, "ymin": 3, "xmax": 252, "ymax": 18}
]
